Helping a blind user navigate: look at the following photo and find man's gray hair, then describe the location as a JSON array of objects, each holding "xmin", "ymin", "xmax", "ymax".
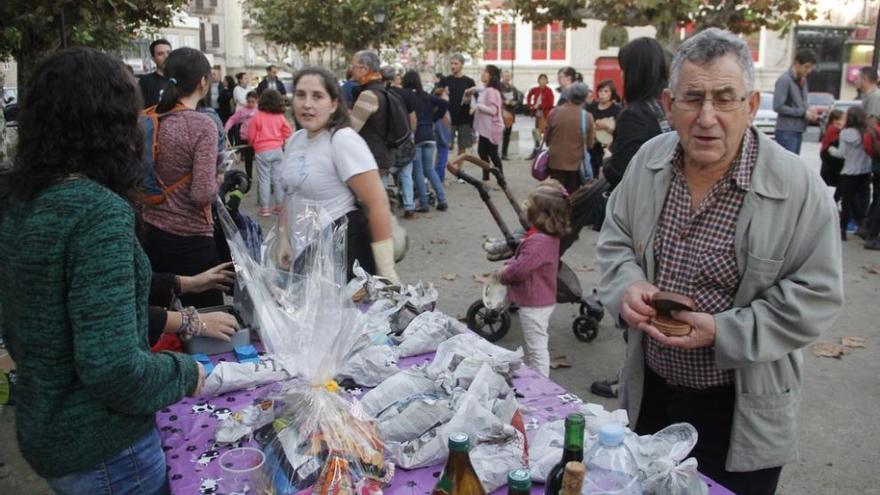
[
  {"xmin": 353, "ymin": 50, "xmax": 381, "ymax": 72},
  {"xmin": 379, "ymin": 66, "xmax": 396, "ymax": 82},
  {"xmin": 669, "ymin": 28, "xmax": 755, "ymax": 92},
  {"xmin": 568, "ymin": 82, "xmax": 590, "ymax": 105},
  {"xmin": 450, "ymin": 53, "xmax": 465, "ymax": 64}
]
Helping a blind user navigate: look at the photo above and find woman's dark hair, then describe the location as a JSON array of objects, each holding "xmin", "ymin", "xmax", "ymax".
[
  {"xmin": 235, "ymin": 72, "xmax": 246, "ymax": 83},
  {"xmin": 538, "ymin": 73, "xmax": 548, "ymax": 83},
  {"xmin": 293, "ymin": 67, "xmax": 350, "ymax": 135},
  {"xmin": 9, "ymin": 47, "xmax": 144, "ymax": 203},
  {"xmin": 619, "ymin": 37, "xmax": 669, "ymax": 103},
  {"xmin": 527, "ymin": 179, "xmax": 571, "ymax": 237},
  {"xmin": 484, "ymin": 64, "xmax": 502, "ymax": 91},
  {"xmin": 246, "ymin": 91, "xmax": 258, "ymax": 100},
  {"xmin": 845, "ymin": 106, "xmax": 867, "ymax": 131},
  {"xmin": 258, "ymin": 89, "xmax": 285, "ymax": 113},
  {"xmin": 597, "ymin": 79, "xmax": 621, "ymax": 103},
  {"xmin": 402, "ymin": 70, "xmax": 425, "ymax": 94},
  {"xmin": 558, "ymin": 66, "xmax": 577, "ymax": 84},
  {"xmin": 223, "ymin": 75, "xmax": 235, "ymax": 89},
  {"xmin": 156, "ymin": 48, "xmax": 211, "ymax": 113}
]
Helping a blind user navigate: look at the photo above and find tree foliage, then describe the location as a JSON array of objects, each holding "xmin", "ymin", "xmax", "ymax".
[
  {"xmin": 508, "ymin": 0, "xmax": 818, "ymax": 45},
  {"xmin": 248, "ymin": 0, "xmax": 438, "ymax": 54},
  {"xmin": 0, "ymin": 0, "xmax": 187, "ymax": 96}
]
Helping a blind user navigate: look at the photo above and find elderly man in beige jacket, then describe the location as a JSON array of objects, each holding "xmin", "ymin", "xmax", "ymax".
[{"xmin": 597, "ymin": 28, "xmax": 843, "ymax": 495}]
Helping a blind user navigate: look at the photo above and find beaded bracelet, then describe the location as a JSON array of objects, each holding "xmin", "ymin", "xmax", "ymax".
[{"xmin": 178, "ymin": 306, "xmax": 206, "ymax": 341}]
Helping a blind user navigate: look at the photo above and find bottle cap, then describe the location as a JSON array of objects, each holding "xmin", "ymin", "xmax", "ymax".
[
  {"xmin": 598, "ymin": 422, "xmax": 625, "ymax": 446},
  {"xmin": 448, "ymin": 432, "xmax": 470, "ymax": 452},
  {"xmin": 507, "ymin": 468, "xmax": 531, "ymax": 491}
]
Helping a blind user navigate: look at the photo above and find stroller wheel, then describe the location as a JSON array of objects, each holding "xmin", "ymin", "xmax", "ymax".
[
  {"xmin": 466, "ymin": 300, "xmax": 511, "ymax": 342},
  {"xmin": 572, "ymin": 316, "xmax": 599, "ymax": 342},
  {"xmin": 579, "ymin": 291, "xmax": 606, "ymax": 322}
]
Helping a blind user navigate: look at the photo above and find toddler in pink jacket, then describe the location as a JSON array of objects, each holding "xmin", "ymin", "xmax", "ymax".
[{"xmin": 243, "ymin": 89, "xmax": 293, "ymax": 216}]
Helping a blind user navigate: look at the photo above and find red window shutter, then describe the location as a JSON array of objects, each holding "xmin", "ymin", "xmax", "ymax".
[{"xmin": 532, "ymin": 24, "xmax": 548, "ymax": 60}]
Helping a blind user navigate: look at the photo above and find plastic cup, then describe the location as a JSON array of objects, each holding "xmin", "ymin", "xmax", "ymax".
[{"xmin": 219, "ymin": 447, "xmax": 267, "ymax": 494}]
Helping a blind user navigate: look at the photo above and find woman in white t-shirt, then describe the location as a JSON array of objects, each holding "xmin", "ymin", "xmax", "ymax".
[{"xmin": 276, "ymin": 67, "xmax": 399, "ymax": 283}]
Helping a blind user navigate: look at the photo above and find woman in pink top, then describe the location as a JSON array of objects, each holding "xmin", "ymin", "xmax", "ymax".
[
  {"xmin": 242, "ymin": 89, "xmax": 293, "ymax": 216},
  {"xmin": 466, "ymin": 64, "xmax": 504, "ymax": 182},
  {"xmin": 141, "ymin": 48, "xmax": 222, "ymax": 308}
]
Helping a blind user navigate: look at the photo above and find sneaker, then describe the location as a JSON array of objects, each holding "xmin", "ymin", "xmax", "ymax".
[
  {"xmin": 457, "ymin": 178, "xmax": 466, "ymax": 184},
  {"xmin": 501, "ymin": 154, "xmax": 510, "ymax": 160},
  {"xmin": 403, "ymin": 210, "xmax": 417, "ymax": 219},
  {"xmin": 437, "ymin": 202, "xmax": 448, "ymax": 212},
  {"xmin": 271, "ymin": 205, "xmax": 282, "ymax": 215},
  {"xmin": 590, "ymin": 379, "xmax": 619, "ymax": 399},
  {"xmin": 416, "ymin": 205, "xmax": 430, "ymax": 213},
  {"xmin": 259, "ymin": 207, "xmax": 271, "ymax": 217},
  {"xmin": 865, "ymin": 238, "xmax": 880, "ymax": 250},
  {"xmin": 847, "ymin": 219, "xmax": 859, "ymax": 233}
]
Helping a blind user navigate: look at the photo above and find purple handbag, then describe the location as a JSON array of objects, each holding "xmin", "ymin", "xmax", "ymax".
[{"xmin": 531, "ymin": 139, "xmax": 550, "ymax": 181}]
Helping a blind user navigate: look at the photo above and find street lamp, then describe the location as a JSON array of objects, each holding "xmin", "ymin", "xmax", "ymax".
[{"xmin": 373, "ymin": 9, "xmax": 386, "ymax": 50}]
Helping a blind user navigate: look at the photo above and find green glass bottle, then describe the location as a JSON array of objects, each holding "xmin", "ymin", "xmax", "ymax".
[
  {"xmin": 507, "ymin": 468, "xmax": 532, "ymax": 495},
  {"xmin": 433, "ymin": 432, "xmax": 486, "ymax": 495},
  {"xmin": 544, "ymin": 413, "xmax": 585, "ymax": 495}
]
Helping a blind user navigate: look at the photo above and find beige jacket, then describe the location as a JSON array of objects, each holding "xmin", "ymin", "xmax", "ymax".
[{"xmin": 597, "ymin": 129, "xmax": 843, "ymax": 472}]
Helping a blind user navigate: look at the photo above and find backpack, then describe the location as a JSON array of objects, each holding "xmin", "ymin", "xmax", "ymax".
[
  {"xmin": 862, "ymin": 124, "xmax": 880, "ymax": 160},
  {"xmin": 372, "ymin": 86, "xmax": 412, "ymax": 149},
  {"xmin": 140, "ymin": 105, "xmax": 195, "ymax": 205}
]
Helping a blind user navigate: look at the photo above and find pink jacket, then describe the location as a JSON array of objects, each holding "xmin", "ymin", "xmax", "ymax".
[
  {"xmin": 472, "ymin": 87, "xmax": 504, "ymax": 145},
  {"xmin": 224, "ymin": 105, "xmax": 258, "ymax": 138},
  {"xmin": 499, "ymin": 232, "xmax": 559, "ymax": 307},
  {"xmin": 243, "ymin": 111, "xmax": 293, "ymax": 153}
]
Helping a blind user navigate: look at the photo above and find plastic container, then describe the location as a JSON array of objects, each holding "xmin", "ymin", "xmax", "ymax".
[
  {"xmin": 220, "ymin": 447, "xmax": 267, "ymax": 494},
  {"xmin": 581, "ymin": 423, "xmax": 642, "ymax": 495}
]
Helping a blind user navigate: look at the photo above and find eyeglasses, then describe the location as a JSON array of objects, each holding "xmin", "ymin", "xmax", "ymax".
[{"xmin": 671, "ymin": 92, "xmax": 750, "ymax": 112}]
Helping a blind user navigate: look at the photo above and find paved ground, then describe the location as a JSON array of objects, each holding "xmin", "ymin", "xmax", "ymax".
[{"xmin": 1, "ymin": 121, "xmax": 879, "ymax": 494}]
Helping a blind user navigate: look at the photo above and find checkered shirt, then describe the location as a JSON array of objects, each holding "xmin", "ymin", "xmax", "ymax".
[{"xmin": 645, "ymin": 128, "xmax": 757, "ymax": 389}]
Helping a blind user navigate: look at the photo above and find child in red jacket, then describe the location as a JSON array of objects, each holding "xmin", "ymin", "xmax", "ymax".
[
  {"xmin": 499, "ymin": 179, "xmax": 570, "ymax": 376},
  {"xmin": 243, "ymin": 89, "xmax": 293, "ymax": 216}
]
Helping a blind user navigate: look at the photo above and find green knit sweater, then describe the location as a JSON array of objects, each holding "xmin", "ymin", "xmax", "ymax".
[{"xmin": 0, "ymin": 179, "xmax": 199, "ymax": 479}]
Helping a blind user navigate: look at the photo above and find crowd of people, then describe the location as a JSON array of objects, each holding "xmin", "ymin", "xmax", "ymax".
[{"xmin": 0, "ymin": 23, "xmax": 861, "ymax": 495}]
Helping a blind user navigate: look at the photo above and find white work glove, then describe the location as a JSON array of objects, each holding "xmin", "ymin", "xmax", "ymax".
[{"xmin": 371, "ymin": 238, "xmax": 401, "ymax": 285}]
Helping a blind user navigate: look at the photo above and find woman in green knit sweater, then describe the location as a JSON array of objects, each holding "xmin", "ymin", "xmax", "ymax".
[{"xmin": 0, "ymin": 48, "xmax": 205, "ymax": 494}]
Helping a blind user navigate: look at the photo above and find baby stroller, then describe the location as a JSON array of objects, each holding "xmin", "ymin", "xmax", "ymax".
[{"xmin": 447, "ymin": 155, "xmax": 607, "ymax": 343}]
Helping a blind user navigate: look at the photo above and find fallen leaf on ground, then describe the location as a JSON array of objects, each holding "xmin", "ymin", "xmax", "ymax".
[
  {"xmin": 810, "ymin": 342, "xmax": 849, "ymax": 358},
  {"xmin": 862, "ymin": 265, "xmax": 880, "ymax": 275},
  {"xmin": 430, "ymin": 239, "xmax": 449, "ymax": 245},
  {"xmin": 575, "ymin": 265, "xmax": 595, "ymax": 273},
  {"xmin": 474, "ymin": 272, "xmax": 493, "ymax": 284},
  {"xmin": 841, "ymin": 336, "xmax": 866, "ymax": 349},
  {"xmin": 441, "ymin": 273, "xmax": 458, "ymax": 281},
  {"xmin": 550, "ymin": 356, "xmax": 572, "ymax": 369}
]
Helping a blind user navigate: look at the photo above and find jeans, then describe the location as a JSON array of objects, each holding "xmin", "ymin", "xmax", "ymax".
[
  {"xmin": 434, "ymin": 121, "xmax": 450, "ymax": 182},
  {"xmin": 412, "ymin": 141, "xmax": 447, "ymax": 207},
  {"xmin": 774, "ymin": 130, "xmax": 803, "ymax": 155},
  {"xmin": 518, "ymin": 305, "xmax": 555, "ymax": 377},
  {"xmin": 46, "ymin": 428, "xmax": 170, "ymax": 495},
  {"xmin": 398, "ymin": 160, "xmax": 415, "ymax": 211},
  {"xmin": 255, "ymin": 148, "xmax": 284, "ymax": 208}
]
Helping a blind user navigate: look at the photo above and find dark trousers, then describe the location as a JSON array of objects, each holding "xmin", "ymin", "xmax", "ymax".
[
  {"xmin": 636, "ymin": 367, "xmax": 783, "ymax": 495},
  {"xmin": 241, "ymin": 146, "xmax": 255, "ymax": 180},
  {"xmin": 548, "ymin": 169, "xmax": 582, "ymax": 195},
  {"xmin": 142, "ymin": 224, "xmax": 224, "ymax": 308},
  {"xmin": 865, "ymin": 170, "xmax": 880, "ymax": 230},
  {"xmin": 839, "ymin": 174, "xmax": 871, "ymax": 233},
  {"xmin": 343, "ymin": 208, "xmax": 376, "ymax": 280},
  {"xmin": 478, "ymin": 136, "xmax": 503, "ymax": 181},
  {"xmin": 502, "ymin": 126, "xmax": 512, "ymax": 157}
]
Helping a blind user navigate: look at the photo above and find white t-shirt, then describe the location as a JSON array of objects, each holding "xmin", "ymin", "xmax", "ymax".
[
  {"xmin": 233, "ymin": 86, "xmax": 249, "ymax": 108},
  {"xmin": 279, "ymin": 128, "xmax": 378, "ymax": 220}
]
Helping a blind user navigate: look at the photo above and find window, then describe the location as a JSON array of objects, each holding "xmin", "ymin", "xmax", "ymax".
[
  {"xmin": 199, "ymin": 23, "xmax": 206, "ymax": 51},
  {"xmin": 483, "ymin": 22, "xmax": 515, "ymax": 61},
  {"xmin": 599, "ymin": 25, "xmax": 628, "ymax": 50},
  {"xmin": 211, "ymin": 24, "xmax": 220, "ymax": 48},
  {"xmin": 195, "ymin": 0, "xmax": 204, "ymax": 8},
  {"xmin": 532, "ymin": 22, "xmax": 565, "ymax": 60},
  {"xmin": 210, "ymin": 0, "xmax": 217, "ymax": 6}
]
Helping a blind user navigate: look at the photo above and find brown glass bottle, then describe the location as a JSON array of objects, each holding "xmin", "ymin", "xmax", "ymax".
[{"xmin": 432, "ymin": 432, "xmax": 486, "ymax": 495}]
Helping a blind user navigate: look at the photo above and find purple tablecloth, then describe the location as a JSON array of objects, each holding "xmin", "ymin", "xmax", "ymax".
[{"xmin": 157, "ymin": 352, "xmax": 734, "ymax": 495}]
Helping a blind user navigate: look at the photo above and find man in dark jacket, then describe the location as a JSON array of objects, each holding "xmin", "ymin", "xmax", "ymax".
[
  {"xmin": 138, "ymin": 39, "xmax": 172, "ymax": 109},
  {"xmin": 772, "ymin": 48, "xmax": 817, "ymax": 154},
  {"xmin": 255, "ymin": 65, "xmax": 287, "ymax": 97},
  {"xmin": 350, "ymin": 51, "xmax": 393, "ymax": 172}
]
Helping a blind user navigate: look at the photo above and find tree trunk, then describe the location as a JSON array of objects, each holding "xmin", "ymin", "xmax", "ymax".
[{"xmin": 15, "ymin": 52, "xmax": 42, "ymax": 104}]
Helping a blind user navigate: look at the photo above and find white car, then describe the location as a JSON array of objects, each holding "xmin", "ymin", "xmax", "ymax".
[{"xmin": 753, "ymin": 92, "xmax": 776, "ymax": 138}]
